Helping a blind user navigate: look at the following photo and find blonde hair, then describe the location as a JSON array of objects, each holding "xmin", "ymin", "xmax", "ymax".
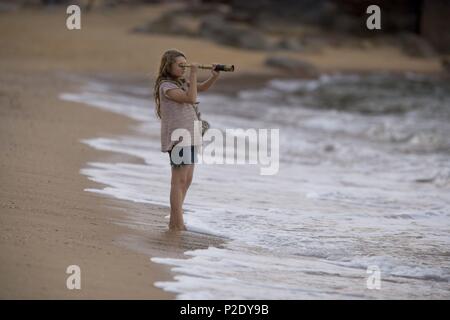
[{"xmin": 153, "ymin": 49, "xmax": 186, "ymax": 119}]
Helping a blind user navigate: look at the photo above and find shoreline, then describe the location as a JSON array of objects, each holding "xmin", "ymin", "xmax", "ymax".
[{"xmin": 0, "ymin": 4, "xmax": 447, "ymax": 299}]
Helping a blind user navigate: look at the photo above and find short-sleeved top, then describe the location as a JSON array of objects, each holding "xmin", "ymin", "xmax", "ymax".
[{"xmin": 159, "ymin": 80, "xmax": 203, "ymax": 152}]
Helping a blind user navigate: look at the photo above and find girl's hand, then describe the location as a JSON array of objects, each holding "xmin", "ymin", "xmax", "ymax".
[
  {"xmin": 211, "ymin": 63, "xmax": 220, "ymax": 77},
  {"xmin": 190, "ymin": 62, "xmax": 199, "ymax": 73}
]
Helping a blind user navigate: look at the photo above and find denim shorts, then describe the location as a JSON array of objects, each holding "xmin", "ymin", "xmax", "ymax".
[{"xmin": 168, "ymin": 145, "xmax": 198, "ymax": 168}]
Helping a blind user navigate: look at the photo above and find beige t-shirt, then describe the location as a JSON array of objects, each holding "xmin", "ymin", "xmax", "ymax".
[{"xmin": 159, "ymin": 80, "xmax": 203, "ymax": 152}]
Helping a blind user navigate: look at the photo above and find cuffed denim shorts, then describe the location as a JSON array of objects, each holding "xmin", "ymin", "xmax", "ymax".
[{"xmin": 168, "ymin": 145, "xmax": 198, "ymax": 168}]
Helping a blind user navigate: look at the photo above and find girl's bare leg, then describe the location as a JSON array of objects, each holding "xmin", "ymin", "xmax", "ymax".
[
  {"xmin": 182, "ymin": 164, "xmax": 194, "ymax": 203},
  {"xmin": 169, "ymin": 164, "xmax": 192, "ymax": 231}
]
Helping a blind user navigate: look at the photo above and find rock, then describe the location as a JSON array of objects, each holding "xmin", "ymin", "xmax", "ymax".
[
  {"xmin": 299, "ymin": 34, "xmax": 327, "ymax": 53},
  {"xmin": 442, "ymin": 56, "xmax": 450, "ymax": 73},
  {"xmin": 0, "ymin": 1, "xmax": 20, "ymax": 11},
  {"xmin": 421, "ymin": 0, "xmax": 450, "ymax": 54},
  {"xmin": 183, "ymin": 3, "xmax": 230, "ymax": 16},
  {"xmin": 265, "ymin": 55, "xmax": 319, "ymax": 77},
  {"xmin": 399, "ymin": 33, "xmax": 436, "ymax": 58},
  {"xmin": 132, "ymin": 12, "xmax": 198, "ymax": 37},
  {"xmin": 359, "ymin": 39, "xmax": 375, "ymax": 50},
  {"xmin": 277, "ymin": 37, "xmax": 304, "ymax": 51},
  {"xmin": 230, "ymin": 0, "xmax": 334, "ymax": 26},
  {"xmin": 199, "ymin": 14, "xmax": 270, "ymax": 50},
  {"xmin": 236, "ymin": 30, "xmax": 271, "ymax": 50},
  {"xmin": 197, "ymin": 14, "xmax": 225, "ymax": 38},
  {"xmin": 332, "ymin": 14, "xmax": 360, "ymax": 33}
]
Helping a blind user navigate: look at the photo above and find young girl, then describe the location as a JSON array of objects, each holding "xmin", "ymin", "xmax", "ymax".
[{"xmin": 153, "ymin": 49, "xmax": 220, "ymax": 231}]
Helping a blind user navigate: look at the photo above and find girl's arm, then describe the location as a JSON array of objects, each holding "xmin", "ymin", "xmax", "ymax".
[
  {"xmin": 198, "ymin": 65, "xmax": 220, "ymax": 92},
  {"xmin": 166, "ymin": 64, "xmax": 199, "ymax": 104}
]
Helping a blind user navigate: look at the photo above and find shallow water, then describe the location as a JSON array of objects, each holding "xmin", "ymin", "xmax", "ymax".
[{"xmin": 60, "ymin": 72, "xmax": 450, "ymax": 299}]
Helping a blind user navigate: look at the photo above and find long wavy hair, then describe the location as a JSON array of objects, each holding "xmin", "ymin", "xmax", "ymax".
[{"xmin": 153, "ymin": 49, "xmax": 186, "ymax": 119}]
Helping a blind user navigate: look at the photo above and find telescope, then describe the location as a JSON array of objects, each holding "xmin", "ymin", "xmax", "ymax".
[{"xmin": 180, "ymin": 63, "xmax": 235, "ymax": 72}]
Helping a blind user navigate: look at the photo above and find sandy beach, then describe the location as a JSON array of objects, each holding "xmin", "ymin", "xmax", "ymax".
[
  {"xmin": 0, "ymin": 67, "xmax": 231, "ymax": 298},
  {"xmin": 0, "ymin": 3, "xmax": 446, "ymax": 299}
]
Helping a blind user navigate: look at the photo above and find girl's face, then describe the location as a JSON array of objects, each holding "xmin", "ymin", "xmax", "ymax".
[{"xmin": 170, "ymin": 56, "xmax": 187, "ymax": 79}]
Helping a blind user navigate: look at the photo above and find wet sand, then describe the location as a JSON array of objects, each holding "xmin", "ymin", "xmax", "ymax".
[{"xmin": 0, "ymin": 4, "xmax": 444, "ymax": 299}]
